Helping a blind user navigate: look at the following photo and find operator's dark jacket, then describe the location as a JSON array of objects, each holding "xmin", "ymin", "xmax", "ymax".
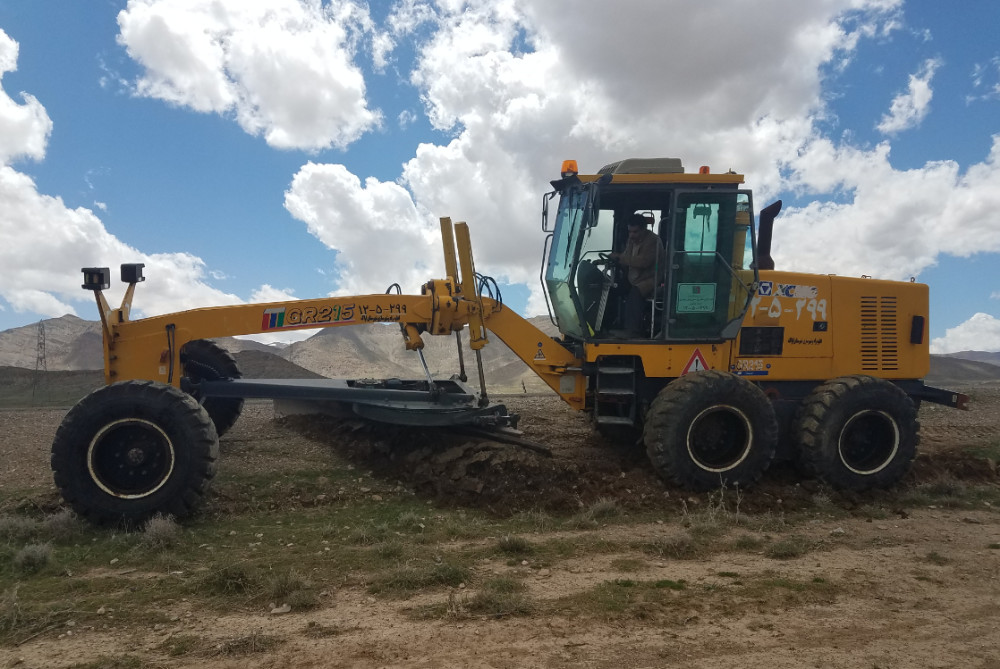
[{"xmin": 618, "ymin": 228, "xmax": 664, "ymax": 297}]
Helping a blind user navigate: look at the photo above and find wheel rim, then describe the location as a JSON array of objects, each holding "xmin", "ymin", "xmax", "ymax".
[
  {"xmin": 837, "ymin": 410, "xmax": 900, "ymax": 475},
  {"xmin": 87, "ymin": 419, "xmax": 176, "ymax": 498},
  {"xmin": 686, "ymin": 405, "xmax": 753, "ymax": 472}
]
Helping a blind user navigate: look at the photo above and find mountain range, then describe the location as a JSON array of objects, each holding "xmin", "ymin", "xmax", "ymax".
[{"xmin": 0, "ymin": 313, "xmax": 560, "ymax": 393}]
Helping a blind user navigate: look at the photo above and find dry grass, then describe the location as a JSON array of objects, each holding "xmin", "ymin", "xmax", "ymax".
[
  {"xmin": 214, "ymin": 629, "xmax": 283, "ymax": 656},
  {"xmin": 13, "ymin": 543, "xmax": 52, "ymax": 574},
  {"xmin": 139, "ymin": 514, "xmax": 181, "ymax": 550}
]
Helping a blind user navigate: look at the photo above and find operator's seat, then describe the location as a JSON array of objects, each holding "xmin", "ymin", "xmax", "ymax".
[{"xmin": 643, "ymin": 224, "xmax": 669, "ymax": 337}]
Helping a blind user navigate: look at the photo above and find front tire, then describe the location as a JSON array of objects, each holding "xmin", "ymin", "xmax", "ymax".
[
  {"xmin": 795, "ymin": 375, "xmax": 917, "ymax": 491},
  {"xmin": 51, "ymin": 381, "xmax": 219, "ymax": 525},
  {"xmin": 643, "ymin": 370, "xmax": 778, "ymax": 491}
]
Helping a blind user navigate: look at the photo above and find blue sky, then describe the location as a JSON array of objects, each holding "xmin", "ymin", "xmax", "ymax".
[{"xmin": 0, "ymin": 0, "xmax": 998, "ymax": 351}]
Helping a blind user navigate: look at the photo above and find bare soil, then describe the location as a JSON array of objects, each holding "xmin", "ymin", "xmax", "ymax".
[{"xmin": 1, "ymin": 386, "xmax": 999, "ymax": 669}]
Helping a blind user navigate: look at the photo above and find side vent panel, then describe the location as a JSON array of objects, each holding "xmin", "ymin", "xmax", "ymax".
[{"xmin": 860, "ymin": 296, "xmax": 899, "ymax": 371}]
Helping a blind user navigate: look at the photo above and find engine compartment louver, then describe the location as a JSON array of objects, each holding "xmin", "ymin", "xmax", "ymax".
[{"xmin": 860, "ymin": 296, "xmax": 898, "ymax": 371}]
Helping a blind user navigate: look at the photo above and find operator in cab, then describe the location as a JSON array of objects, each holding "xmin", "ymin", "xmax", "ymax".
[{"xmin": 611, "ymin": 213, "xmax": 664, "ymax": 337}]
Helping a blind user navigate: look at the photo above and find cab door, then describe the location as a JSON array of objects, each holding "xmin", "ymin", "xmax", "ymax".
[{"xmin": 663, "ymin": 190, "xmax": 757, "ymax": 341}]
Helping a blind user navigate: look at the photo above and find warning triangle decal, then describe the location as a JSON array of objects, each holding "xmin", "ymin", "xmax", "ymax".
[{"xmin": 681, "ymin": 348, "xmax": 709, "ymax": 375}]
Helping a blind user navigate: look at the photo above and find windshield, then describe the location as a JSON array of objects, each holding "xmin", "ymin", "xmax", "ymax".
[{"xmin": 543, "ymin": 185, "xmax": 590, "ymax": 338}]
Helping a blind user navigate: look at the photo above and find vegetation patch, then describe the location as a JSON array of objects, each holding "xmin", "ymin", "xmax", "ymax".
[
  {"xmin": 634, "ymin": 533, "xmax": 702, "ymax": 560},
  {"xmin": 555, "ymin": 578, "xmax": 687, "ymax": 622},
  {"xmin": 764, "ymin": 535, "xmax": 815, "ymax": 560},
  {"xmin": 368, "ymin": 560, "xmax": 470, "ymax": 598},
  {"xmin": 139, "ymin": 514, "xmax": 182, "ymax": 550},
  {"xmin": 964, "ymin": 440, "xmax": 1000, "ymax": 462},
  {"xmin": 555, "ymin": 572, "xmax": 839, "ymax": 623},
  {"xmin": 610, "ymin": 557, "xmax": 649, "ymax": 573},
  {"xmin": 157, "ymin": 633, "xmax": 207, "ymax": 657},
  {"xmin": 214, "ymin": 629, "xmax": 283, "ymax": 656},
  {"xmin": 898, "ymin": 476, "xmax": 1000, "ymax": 509},
  {"xmin": 12, "ymin": 543, "xmax": 52, "ymax": 574},
  {"xmin": 408, "ymin": 576, "xmax": 534, "ymax": 620},
  {"xmin": 464, "ymin": 577, "xmax": 534, "ymax": 618},
  {"xmin": 566, "ymin": 497, "xmax": 625, "ymax": 528},
  {"xmin": 494, "ymin": 534, "xmax": 536, "ymax": 558},
  {"xmin": 196, "ymin": 562, "xmax": 263, "ymax": 599}
]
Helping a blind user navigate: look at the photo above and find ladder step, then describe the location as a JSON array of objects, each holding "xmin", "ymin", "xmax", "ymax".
[
  {"xmin": 595, "ymin": 415, "xmax": 635, "ymax": 426},
  {"xmin": 597, "ymin": 367, "xmax": 635, "ymax": 375},
  {"xmin": 596, "ymin": 389, "xmax": 635, "ymax": 398}
]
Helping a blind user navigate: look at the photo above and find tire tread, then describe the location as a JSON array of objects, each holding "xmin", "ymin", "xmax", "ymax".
[{"xmin": 51, "ymin": 380, "xmax": 219, "ymax": 525}]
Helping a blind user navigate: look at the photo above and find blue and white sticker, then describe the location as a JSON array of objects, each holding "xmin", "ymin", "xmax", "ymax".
[{"xmin": 758, "ymin": 281, "xmax": 817, "ymax": 299}]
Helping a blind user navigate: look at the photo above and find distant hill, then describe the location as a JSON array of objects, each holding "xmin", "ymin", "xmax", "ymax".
[
  {"xmin": 232, "ymin": 349, "xmax": 325, "ymax": 379},
  {"xmin": 926, "ymin": 355, "xmax": 1000, "ymax": 386},
  {"xmin": 941, "ymin": 351, "xmax": 1000, "ymax": 367},
  {"xmin": 0, "ymin": 315, "xmax": 103, "ymax": 370},
  {"xmin": 251, "ymin": 318, "xmax": 558, "ymax": 392}
]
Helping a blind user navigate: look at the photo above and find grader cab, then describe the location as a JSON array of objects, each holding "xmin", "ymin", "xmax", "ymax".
[{"xmin": 53, "ymin": 158, "xmax": 967, "ymax": 525}]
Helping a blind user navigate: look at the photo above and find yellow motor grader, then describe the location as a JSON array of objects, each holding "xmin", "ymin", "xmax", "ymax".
[{"xmin": 54, "ymin": 158, "xmax": 967, "ymax": 524}]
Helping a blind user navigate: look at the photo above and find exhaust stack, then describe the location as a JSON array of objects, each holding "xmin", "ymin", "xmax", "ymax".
[{"xmin": 756, "ymin": 200, "xmax": 782, "ymax": 271}]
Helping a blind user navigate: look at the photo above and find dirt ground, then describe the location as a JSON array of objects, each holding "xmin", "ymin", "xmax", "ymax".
[{"xmin": 1, "ymin": 385, "xmax": 999, "ymax": 669}]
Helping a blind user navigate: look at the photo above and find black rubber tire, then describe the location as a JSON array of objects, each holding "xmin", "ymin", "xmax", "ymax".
[
  {"xmin": 643, "ymin": 370, "xmax": 778, "ymax": 491},
  {"xmin": 51, "ymin": 380, "xmax": 219, "ymax": 526},
  {"xmin": 180, "ymin": 339, "xmax": 243, "ymax": 437},
  {"xmin": 795, "ymin": 375, "xmax": 918, "ymax": 491}
]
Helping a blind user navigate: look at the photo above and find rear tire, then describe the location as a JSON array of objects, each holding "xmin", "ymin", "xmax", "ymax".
[
  {"xmin": 643, "ymin": 370, "xmax": 778, "ymax": 491},
  {"xmin": 181, "ymin": 339, "xmax": 243, "ymax": 437},
  {"xmin": 795, "ymin": 375, "xmax": 918, "ymax": 491},
  {"xmin": 51, "ymin": 381, "xmax": 219, "ymax": 526}
]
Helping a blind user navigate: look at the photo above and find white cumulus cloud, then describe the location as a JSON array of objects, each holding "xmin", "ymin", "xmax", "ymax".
[
  {"xmin": 0, "ymin": 30, "xmax": 244, "ymax": 322},
  {"xmin": 969, "ymin": 55, "xmax": 1000, "ymax": 103},
  {"xmin": 877, "ymin": 57, "xmax": 941, "ymax": 135},
  {"xmin": 773, "ymin": 135, "xmax": 1000, "ymax": 279},
  {"xmin": 0, "ymin": 164, "xmax": 242, "ymax": 320},
  {"xmin": 117, "ymin": 0, "xmax": 382, "ymax": 150},
  {"xmin": 0, "ymin": 29, "xmax": 52, "ymax": 163},
  {"xmin": 284, "ymin": 162, "xmax": 438, "ymax": 297},
  {"xmin": 931, "ymin": 312, "xmax": 1000, "ymax": 353}
]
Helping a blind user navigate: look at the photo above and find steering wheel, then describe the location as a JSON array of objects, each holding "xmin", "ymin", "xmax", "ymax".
[{"xmin": 595, "ymin": 251, "xmax": 618, "ymax": 282}]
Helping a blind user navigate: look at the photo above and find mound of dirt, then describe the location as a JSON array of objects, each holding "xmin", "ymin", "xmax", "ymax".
[
  {"xmin": 278, "ymin": 413, "xmax": 668, "ymax": 515},
  {"xmin": 277, "ymin": 390, "xmax": 1000, "ymax": 517}
]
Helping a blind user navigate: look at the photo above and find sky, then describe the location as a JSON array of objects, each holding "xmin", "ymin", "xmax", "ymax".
[{"xmin": 0, "ymin": 0, "xmax": 998, "ymax": 353}]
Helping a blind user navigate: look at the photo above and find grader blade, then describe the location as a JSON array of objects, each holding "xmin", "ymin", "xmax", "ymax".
[{"xmin": 183, "ymin": 376, "xmax": 519, "ymax": 428}]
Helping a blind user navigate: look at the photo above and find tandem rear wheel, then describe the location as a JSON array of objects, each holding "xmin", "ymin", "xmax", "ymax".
[
  {"xmin": 643, "ymin": 370, "xmax": 779, "ymax": 491},
  {"xmin": 795, "ymin": 375, "xmax": 918, "ymax": 491},
  {"xmin": 51, "ymin": 380, "xmax": 220, "ymax": 526}
]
